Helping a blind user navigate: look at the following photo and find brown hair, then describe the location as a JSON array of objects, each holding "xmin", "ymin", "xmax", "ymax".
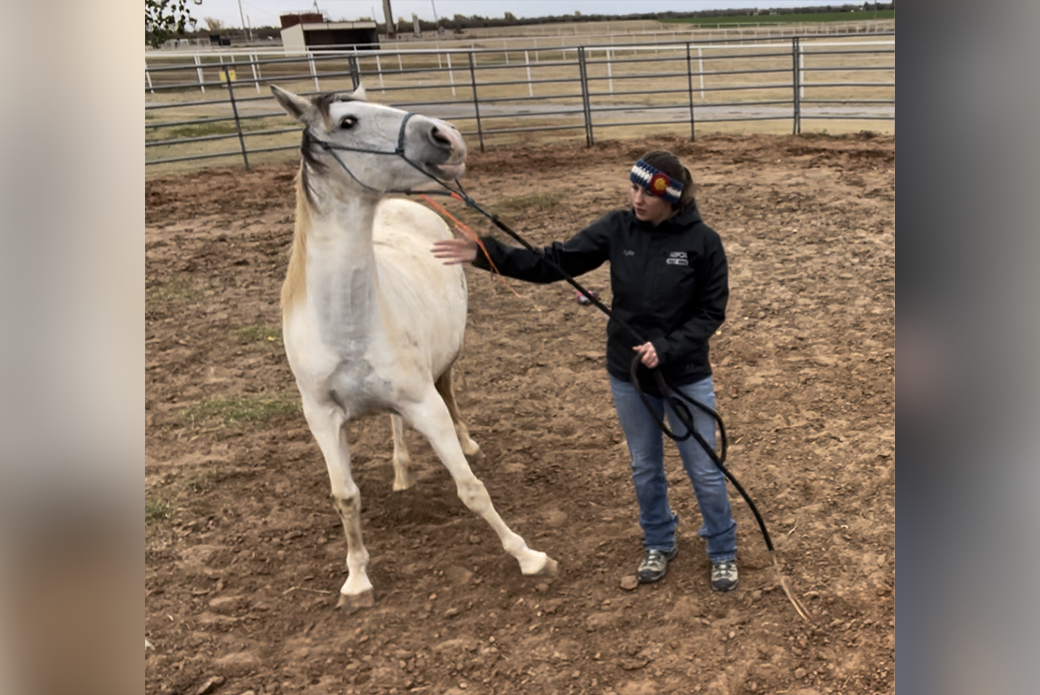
[{"xmin": 641, "ymin": 150, "xmax": 696, "ymax": 209}]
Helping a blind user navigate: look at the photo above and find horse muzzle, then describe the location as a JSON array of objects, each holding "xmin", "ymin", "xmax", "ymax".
[{"xmin": 423, "ymin": 119, "xmax": 467, "ymax": 180}]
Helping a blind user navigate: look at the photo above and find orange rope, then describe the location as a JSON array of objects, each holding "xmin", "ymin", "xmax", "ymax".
[{"xmin": 420, "ymin": 195, "xmax": 523, "ymax": 299}]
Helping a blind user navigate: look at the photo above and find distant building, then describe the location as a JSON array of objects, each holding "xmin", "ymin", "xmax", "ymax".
[
  {"xmin": 280, "ymin": 19, "xmax": 380, "ymax": 51},
  {"xmin": 280, "ymin": 12, "xmax": 325, "ymax": 29}
]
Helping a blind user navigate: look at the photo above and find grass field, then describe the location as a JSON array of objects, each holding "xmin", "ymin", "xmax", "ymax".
[{"xmin": 663, "ymin": 10, "xmax": 895, "ymax": 26}]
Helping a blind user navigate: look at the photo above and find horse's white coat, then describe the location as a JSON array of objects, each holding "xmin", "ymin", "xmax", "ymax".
[{"xmin": 272, "ymin": 85, "xmax": 556, "ymax": 606}]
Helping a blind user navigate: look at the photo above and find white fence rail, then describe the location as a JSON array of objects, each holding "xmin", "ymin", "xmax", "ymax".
[{"xmin": 145, "ymin": 32, "xmax": 894, "ymax": 169}]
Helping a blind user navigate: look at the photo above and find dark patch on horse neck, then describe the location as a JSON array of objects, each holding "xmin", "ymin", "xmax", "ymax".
[{"xmin": 315, "ymin": 265, "xmax": 377, "ymax": 352}]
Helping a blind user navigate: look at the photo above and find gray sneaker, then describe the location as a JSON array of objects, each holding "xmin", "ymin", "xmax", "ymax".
[
  {"xmin": 711, "ymin": 560, "xmax": 738, "ymax": 592},
  {"xmin": 637, "ymin": 547, "xmax": 679, "ymax": 584}
]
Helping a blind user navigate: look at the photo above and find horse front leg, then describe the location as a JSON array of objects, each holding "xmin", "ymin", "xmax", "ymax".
[
  {"xmin": 301, "ymin": 396, "xmax": 374, "ymax": 609},
  {"xmin": 398, "ymin": 386, "xmax": 558, "ymax": 578}
]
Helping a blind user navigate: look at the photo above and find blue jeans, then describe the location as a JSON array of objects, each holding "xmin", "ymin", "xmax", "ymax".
[{"xmin": 609, "ymin": 375, "xmax": 737, "ymax": 563}]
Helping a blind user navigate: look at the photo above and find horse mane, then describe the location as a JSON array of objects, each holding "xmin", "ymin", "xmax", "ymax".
[
  {"xmin": 281, "ymin": 165, "xmax": 311, "ymax": 313},
  {"xmin": 298, "ymin": 129, "xmax": 327, "ymax": 205},
  {"xmin": 285, "ymin": 92, "xmax": 365, "ymax": 313},
  {"xmin": 315, "ymin": 91, "xmax": 361, "ymax": 122}
]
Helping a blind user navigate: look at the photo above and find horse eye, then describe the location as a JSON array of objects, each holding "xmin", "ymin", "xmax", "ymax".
[{"xmin": 339, "ymin": 116, "xmax": 357, "ymax": 130}]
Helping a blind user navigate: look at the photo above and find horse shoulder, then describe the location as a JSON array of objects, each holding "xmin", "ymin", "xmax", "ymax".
[
  {"xmin": 372, "ymin": 197, "xmax": 464, "ymax": 298},
  {"xmin": 369, "ymin": 199, "xmax": 468, "ymax": 376},
  {"xmin": 374, "ymin": 197, "xmax": 454, "ymax": 246}
]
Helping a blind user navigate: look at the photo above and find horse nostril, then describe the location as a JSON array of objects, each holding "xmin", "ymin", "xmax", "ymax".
[{"xmin": 430, "ymin": 126, "xmax": 452, "ymax": 148}]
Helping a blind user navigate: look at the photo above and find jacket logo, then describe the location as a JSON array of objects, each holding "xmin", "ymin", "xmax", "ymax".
[
  {"xmin": 623, "ymin": 249, "xmax": 635, "ymax": 256},
  {"xmin": 666, "ymin": 251, "xmax": 689, "ymax": 266}
]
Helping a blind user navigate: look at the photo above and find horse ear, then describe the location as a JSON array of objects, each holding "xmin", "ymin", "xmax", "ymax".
[
  {"xmin": 352, "ymin": 84, "xmax": 368, "ymax": 101},
  {"xmin": 271, "ymin": 85, "xmax": 316, "ymax": 124}
]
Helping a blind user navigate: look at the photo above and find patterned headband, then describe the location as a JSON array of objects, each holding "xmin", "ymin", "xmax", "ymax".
[{"xmin": 629, "ymin": 159, "xmax": 684, "ymax": 204}]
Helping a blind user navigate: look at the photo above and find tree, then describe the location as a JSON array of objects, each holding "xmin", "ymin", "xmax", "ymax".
[
  {"xmin": 145, "ymin": 0, "xmax": 202, "ymax": 47},
  {"xmin": 204, "ymin": 17, "xmax": 224, "ymax": 33}
]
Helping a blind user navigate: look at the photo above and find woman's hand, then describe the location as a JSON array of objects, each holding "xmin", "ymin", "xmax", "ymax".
[
  {"xmin": 633, "ymin": 342, "xmax": 659, "ymax": 369},
  {"xmin": 432, "ymin": 238, "xmax": 478, "ymax": 265}
]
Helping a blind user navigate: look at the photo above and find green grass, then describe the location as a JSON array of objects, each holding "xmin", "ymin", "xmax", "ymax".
[
  {"xmin": 494, "ymin": 190, "xmax": 566, "ymax": 213},
  {"xmin": 181, "ymin": 392, "xmax": 301, "ymax": 428},
  {"xmin": 663, "ymin": 10, "xmax": 894, "ymax": 26},
  {"xmin": 145, "ymin": 497, "xmax": 171, "ymax": 522},
  {"xmin": 146, "ymin": 117, "xmax": 288, "ymax": 143},
  {"xmin": 147, "ymin": 276, "xmax": 202, "ymax": 307},
  {"xmin": 231, "ymin": 325, "xmax": 283, "ymax": 345}
]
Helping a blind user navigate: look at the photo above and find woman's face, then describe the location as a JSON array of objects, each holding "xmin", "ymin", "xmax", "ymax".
[{"xmin": 630, "ymin": 183, "xmax": 675, "ymax": 226}]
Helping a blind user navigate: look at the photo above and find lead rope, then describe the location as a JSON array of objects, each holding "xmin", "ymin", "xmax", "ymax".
[
  {"xmin": 457, "ymin": 186, "xmax": 811, "ymax": 622},
  {"xmin": 309, "ymin": 120, "xmax": 810, "ymax": 622}
]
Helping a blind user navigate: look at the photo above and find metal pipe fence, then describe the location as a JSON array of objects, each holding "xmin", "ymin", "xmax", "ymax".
[{"xmin": 145, "ymin": 32, "xmax": 894, "ymax": 170}]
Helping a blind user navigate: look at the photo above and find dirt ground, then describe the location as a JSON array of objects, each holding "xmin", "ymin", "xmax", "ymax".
[{"xmin": 145, "ymin": 132, "xmax": 894, "ymax": 695}]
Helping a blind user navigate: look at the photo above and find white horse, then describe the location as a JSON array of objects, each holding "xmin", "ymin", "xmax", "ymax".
[{"xmin": 271, "ymin": 85, "xmax": 557, "ymax": 608}]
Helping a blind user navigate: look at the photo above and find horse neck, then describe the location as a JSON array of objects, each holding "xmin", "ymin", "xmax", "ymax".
[{"xmin": 282, "ymin": 168, "xmax": 384, "ymax": 324}]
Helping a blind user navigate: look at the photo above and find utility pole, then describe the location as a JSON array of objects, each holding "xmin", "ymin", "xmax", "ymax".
[
  {"xmin": 236, "ymin": 0, "xmax": 250, "ymax": 41},
  {"xmin": 431, "ymin": 0, "xmax": 439, "ymax": 27},
  {"xmin": 382, "ymin": 0, "xmax": 396, "ymax": 38}
]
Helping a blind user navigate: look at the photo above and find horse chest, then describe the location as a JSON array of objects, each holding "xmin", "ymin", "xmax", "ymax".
[
  {"xmin": 324, "ymin": 358, "xmax": 396, "ymax": 417},
  {"xmin": 285, "ymin": 316, "xmax": 422, "ymax": 416}
]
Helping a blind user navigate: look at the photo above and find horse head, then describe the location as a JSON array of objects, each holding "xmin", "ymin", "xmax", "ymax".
[{"xmin": 272, "ymin": 85, "xmax": 466, "ymax": 195}]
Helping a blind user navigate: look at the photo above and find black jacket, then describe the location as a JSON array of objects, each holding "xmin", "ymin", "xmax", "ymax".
[{"xmin": 472, "ymin": 205, "xmax": 728, "ymax": 393}]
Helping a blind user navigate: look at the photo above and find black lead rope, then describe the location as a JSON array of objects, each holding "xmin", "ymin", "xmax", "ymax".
[
  {"xmin": 307, "ymin": 117, "xmax": 809, "ymax": 620},
  {"xmin": 634, "ymin": 360, "xmax": 774, "ymax": 556},
  {"xmin": 468, "ymin": 182, "xmax": 776, "ymax": 555},
  {"xmin": 447, "ymin": 183, "xmax": 808, "ymax": 621},
  {"xmin": 451, "ymin": 181, "xmax": 782, "ymax": 548}
]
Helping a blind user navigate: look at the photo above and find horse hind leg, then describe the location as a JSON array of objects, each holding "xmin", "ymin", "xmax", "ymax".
[
  {"xmin": 399, "ymin": 386, "xmax": 557, "ymax": 578},
  {"xmin": 435, "ymin": 368, "xmax": 480, "ymax": 457},
  {"xmin": 390, "ymin": 414, "xmax": 415, "ymax": 491},
  {"xmin": 301, "ymin": 397, "xmax": 375, "ymax": 609}
]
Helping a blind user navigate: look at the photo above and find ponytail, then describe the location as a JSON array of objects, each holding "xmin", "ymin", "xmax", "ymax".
[{"xmin": 676, "ymin": 165, "xmax": 696, "ymax": 210}]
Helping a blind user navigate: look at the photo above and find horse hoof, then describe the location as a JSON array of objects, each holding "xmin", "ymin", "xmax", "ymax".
[
  {"xmin": 336, "ymin": 589, "xmax": 375, "ymax": 611},
  {"xmin": 392, "ymin": 477, "xmax": 416, "ymax": 492},
  {"xmin": 535, "ymin": 557, "xmax": 559, "ymax": 578}
]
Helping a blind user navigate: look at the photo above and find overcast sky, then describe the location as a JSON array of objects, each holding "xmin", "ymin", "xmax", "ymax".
[{"xmin": 196, "ymin": 0, "xmax": 851, "ymax": 30}]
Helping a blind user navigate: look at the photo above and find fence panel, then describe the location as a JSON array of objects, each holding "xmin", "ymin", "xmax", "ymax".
[{"xmin": 145, "ymin": 31, "xmax": 893, "ymax": 171}]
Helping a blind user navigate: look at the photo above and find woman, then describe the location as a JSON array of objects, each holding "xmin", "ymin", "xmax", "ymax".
[{"xmin": 432, "ymin": 151, "xmax": 738, "ymax": 591}]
